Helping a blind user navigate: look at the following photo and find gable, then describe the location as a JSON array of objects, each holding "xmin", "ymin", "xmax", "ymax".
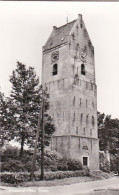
[{"xmin": 43, "ymin": 20, "xmax": 76, "ymax": 52}]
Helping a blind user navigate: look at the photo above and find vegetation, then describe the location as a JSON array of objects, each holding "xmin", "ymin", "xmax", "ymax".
[
  {"xmin": 0, "ymin": 169, "xmax": 89, "ymax": 184},
  {"xmin": 0, "ymin": 62, "xmax": 55, "ymax": 157},
  {"xmin": 98, "ymin": 112, "xmax": 119, "ymax": 172},
  {"xmin": 1, "ymin": 145, "xmax": 83, "ymax": 173}
]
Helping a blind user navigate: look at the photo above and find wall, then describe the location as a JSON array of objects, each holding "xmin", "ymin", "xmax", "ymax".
[{"xmin": 42, "ymin": 15, "xmax": 99, "ymax": 170}]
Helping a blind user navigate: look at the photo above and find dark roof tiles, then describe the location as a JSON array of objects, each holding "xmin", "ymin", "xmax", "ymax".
[{"xmin": 43, "ymin": 20, "xmax": 76, "ymax": 51}]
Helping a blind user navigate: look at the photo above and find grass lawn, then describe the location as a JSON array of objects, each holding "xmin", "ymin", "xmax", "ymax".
[
  {"xmin": 21, "ymin": 176, "xmax": 101, "ymax": 187},
  {"xmin": 1, "ymin": 171, "xmax": 112, "ymax": 187}
]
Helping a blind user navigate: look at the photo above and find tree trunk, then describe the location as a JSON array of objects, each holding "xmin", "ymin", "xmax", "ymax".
[{"xmin": 20, "ymin": 136, "xmax": 25, "ymax": 158}]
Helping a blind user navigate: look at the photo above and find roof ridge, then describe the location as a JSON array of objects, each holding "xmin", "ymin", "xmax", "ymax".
[{"xmin": 57, "ymin": 19, "xmax": 76, "ymax": 29}]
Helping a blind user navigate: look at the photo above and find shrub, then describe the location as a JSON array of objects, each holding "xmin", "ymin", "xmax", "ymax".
[
  {"xmin": 1, "ymin": 172, "xmax": 30, "ymax": 184},
  {"xmin": 110, "ymin": 154, "xmax": 118, "ymax": 171},
  {"xmin": 99, "ymin": 151, "xmax": 110, "ymax": 173},
  {"xmin": 44, "ymin": 170, "xmax": 89, "ymax": 180},
  {"xmin": 56, "ymin": 157, "xmax": 83, "ymax": 171},
  {"xmin": 1, "ymin": 145, "xmax": 20, "ymax": 162},
  {"xmin": 67, "ymin": 158, "xmax": 82, "ymax": 171},
  {"xmin": 1, "ymin": 169, "xmax": 89, "ymax": 184},
  {"xmin": 1, "ymin": 160, "xmax": 25, "ymax": 172}
]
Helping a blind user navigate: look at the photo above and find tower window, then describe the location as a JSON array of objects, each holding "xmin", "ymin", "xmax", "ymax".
[
  {"xmin": 53, "ymin": 64, "xmax": 58, "ymax": 75},
  {"xmin": 71, "ymin": 33, "xmax": 75, "ymax": 40},
  {"xmin": 86, "ymin": 99, "xmax": 88, "ymax": 107},
  {"xmin": 80, "ymin": 113, "xmax": 83, "ymax": 123},
  {"xmin": 92, "ymin": 116, "xmax": 95, "ymax": 126},
  {"xmin": 83, "ymin": 128, "xmax": 85, "ymax": 135},
  {"xmin": 81, "ymin": 64, "xmax": 85, "ymax": 75},
  {"xmin": 73, "ymin": 96, "xmax": 75, "ymax": 105},
  {"xmin": 86, "ymin": 114, "xmax": 89, "ymax": 124},
  {"xmin": 80, "ymin": 98, "xmax": 82, "ymax": 106}
]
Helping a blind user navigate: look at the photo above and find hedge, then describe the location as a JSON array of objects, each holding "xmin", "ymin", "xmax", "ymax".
[{"xmin": 1, "ymin": 168, "xmax": 89, "ymax": 184}]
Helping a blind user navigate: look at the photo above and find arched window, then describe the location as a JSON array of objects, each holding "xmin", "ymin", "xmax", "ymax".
[
  {"xmin": 53, "ymin": 64, "xmax": 58, "ymax": 76},
  {"xmin": 81, "ymin": 64, "xmax": 85, "ymax": 75}
]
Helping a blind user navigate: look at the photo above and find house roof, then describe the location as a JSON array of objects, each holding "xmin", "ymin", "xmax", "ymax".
[{"xmin": 43, "ymin": 20, "xmax": 76, "ymax": 51}]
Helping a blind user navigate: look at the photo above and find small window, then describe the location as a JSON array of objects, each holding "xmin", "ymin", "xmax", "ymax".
[
  {"xmin": 71, "ymin": 33, "xmax": 75, "ymax": 40},
  {"xmin": 80, "ymin": 113, "xmax": 83, "ymax": 123},
  {"xmin": 80, "ymin": 98, "xmax": 82, "ymax": 106},
  {"xmin": 80, "ymin": 19, "xmax": 83, "ymax": 28},
  {"xmin": 53, "ymin": 64, "xmax": 58, "ymax": 76},
  {"xmin": 83, "ymin": 128, "xmax": 85, "ymax": 135},
  {"xmin": 86, "ymin": 99, "xmax": 87, "ymax": 107},
  {"xmin": 81, "ymin": 64, "xmax": 85, "ymax": 75},
  {"xmin": 86, "ymin": 114, "xmax": 89, "ymax": 124},
  {"xmin": 92, "ymin": 116, "xmax": 95, "ymax": 126},
  {"xmin": 73, "ymin": 96, "xmax": 75, "ymax": 105}
]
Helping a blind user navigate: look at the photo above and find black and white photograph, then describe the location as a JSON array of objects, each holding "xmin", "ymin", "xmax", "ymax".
[{"xmin": 0, "ymin": 1, "xmax": 119, "ymax": 195}]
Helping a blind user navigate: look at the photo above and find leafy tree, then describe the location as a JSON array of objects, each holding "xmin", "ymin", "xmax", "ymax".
[
  {"xmin": 1, "ymin": 61, "xmax": 55, "ymax": 156},
  {"xmin": 98, "ymin": 112, "xmax": 119, "ymax": 154},
  {"xmin": 0, "ymin": 91, "xmax": 11, "ymax": 147}
]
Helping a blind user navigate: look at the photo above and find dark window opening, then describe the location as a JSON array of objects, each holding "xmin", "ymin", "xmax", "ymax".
[
  {"xmin": 73, "ymin": 96, "xmax": 75, "ymax": 105},
  {"xmin": 73, "ymin": 111, "xmax": 75, "ymax": 121},
  {"xmin": 53, "ymin": 64, "xmax": 58, "ymax": 76},
  {"xmin": 86, "ymin": 99, "xmax": 87, "ymax": 107},
  {"xmin": 83, "ymin": 128, "xmax": 85, "ymax": 135},
  {"xmin": 80, "ymin": 113, "xmax": 83, "ymax": 123},
  {"xmin": 80, "ymin": 98, "xmax": 82, "ymax": 106},
  {"xmin": 92, "ymin": 116, "xmax": 95, "ymax": 126},
  {"xmin": 86, "ymin": 114, "xmax": 89, "ymax": 124},
  {"xmin": 71, "ymin": 33, "xmax": 75, "ymax": 40},
  {"xmin": 83, "ymin": 157, "xmax": 88, "ymax": 166},
  {"xmin": 80, "ymin": 19, "xmax": 83, "ymax": 28},
  {"xmin": 81, "ymin": 64, "xmax": 85, "ymax": 75}
]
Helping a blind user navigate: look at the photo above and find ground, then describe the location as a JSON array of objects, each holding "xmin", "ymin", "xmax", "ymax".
[{"xmin": 0, "ymin": 176, "xmax": 119, "ymax": 195}]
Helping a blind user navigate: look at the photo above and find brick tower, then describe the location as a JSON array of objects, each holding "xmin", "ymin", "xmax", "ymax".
[{"xmin": 42, "ymin": 14, "xmax": 99, "ymax": 170}]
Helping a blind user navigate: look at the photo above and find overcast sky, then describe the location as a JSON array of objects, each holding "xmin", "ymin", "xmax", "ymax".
[{"xmin": 0, "ymin": 1, "xmax": 119, "ymax": 119}]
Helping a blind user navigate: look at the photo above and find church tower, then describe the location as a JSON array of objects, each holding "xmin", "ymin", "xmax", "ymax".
[{"xmin": 42, "ymin": 14, "xmax": 99, "ymax": 170}]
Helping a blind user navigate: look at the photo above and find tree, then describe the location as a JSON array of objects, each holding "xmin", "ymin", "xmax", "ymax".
[
  {"xmin": 2, "ymin": 61, "xmax": 55, "ymax": 156},
  {"xmin": 0, "ymin": 91, "xmax": 11, "ymax": 147},
  {"xmin": 98, "ymin": 112, "xmax": 119, "ymax": 154}
]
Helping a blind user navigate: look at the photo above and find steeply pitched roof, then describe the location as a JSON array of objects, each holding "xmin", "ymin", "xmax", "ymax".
[{"xmin": 43, "ymin": 20, "xmax": 76, "ymax": 51}]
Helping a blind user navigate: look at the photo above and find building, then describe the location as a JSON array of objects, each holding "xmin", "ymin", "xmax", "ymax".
[{"xmin": 42, "ymin": 14, "xmax": 99, "ymax": 170}]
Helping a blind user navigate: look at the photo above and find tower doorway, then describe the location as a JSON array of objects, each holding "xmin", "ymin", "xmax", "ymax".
[{"xmin": 83, "ymin": 156, "xmax": 88, "ymax": 166}]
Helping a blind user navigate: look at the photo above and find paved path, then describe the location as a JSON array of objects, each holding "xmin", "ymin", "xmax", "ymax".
[{"xmin": 0, "ymin": 177, "xmax": 119, "ymax": 195}]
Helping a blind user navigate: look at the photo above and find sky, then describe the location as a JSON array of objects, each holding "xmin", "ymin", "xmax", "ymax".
[{"xmin": 0, "ymin": 1, "xmax": 119, "ymax": 119}]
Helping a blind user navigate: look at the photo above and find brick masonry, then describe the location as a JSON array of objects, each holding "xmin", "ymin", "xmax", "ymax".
[{"xmin": 42, "ymin": 14, "xmax": 99, "ymax": 170}]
